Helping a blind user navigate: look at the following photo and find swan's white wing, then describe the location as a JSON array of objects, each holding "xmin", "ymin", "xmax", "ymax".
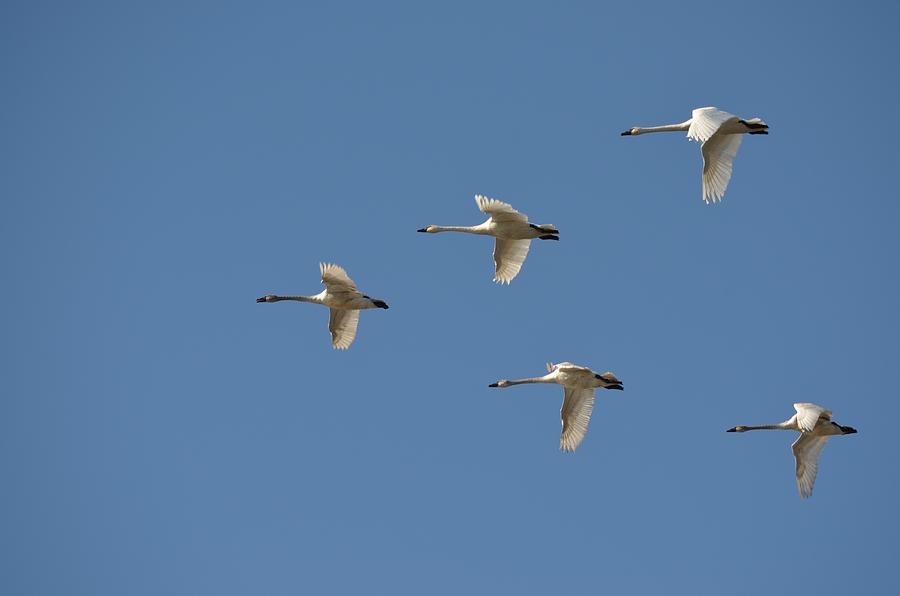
[
  {"xmin": 492, "ymin": 238, "xmax": 531, "ymax": 284},
  {"xmin": 475, "ymin": 194, "xmax": 528, "ymax": 224},
  {"xmin": 320, "ymin": 262, "xmax": 358, "ymax": 292},
  {"xmin": 794, "ymin": 403, "xmax": 832, "ymax": 432},
  {"xmin": 688, "ymin": 107, "xmax": 738, "ymax": 143},
  {"xmin": 328, "ymin": 308, "xmax": 360, "ymax": 350},
  {"xmin": 560, "ymin": 387, "xmax": 595, "ymax": 452},
  {"xmin": 700, "ymin": 133, "xmax": 743, "ymax": 203},
  {"xmin": 553, "ymin": 362, "xmax": 592, "ymax": 374},
  {"xmin": 320, "ymin": 262, "xmax": 362, "ymax": 302},
  {"xmin": 792, "ymin": 433, "xmax": 830, "ymax": 499}
]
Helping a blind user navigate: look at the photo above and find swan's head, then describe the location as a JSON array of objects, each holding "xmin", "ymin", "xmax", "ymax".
[
  {"xmin": 256, "ymin": 295, "xmax": 275, "ymax": 303},
  {"xmin": 417, "ymin": 225, "xmax": 439, "ymax": 233},
  {"xmin": 621, "ymin": 127, "xmax": 641, "ymax": 136},
  {"xmin": 489, "ymin": 380, "xmax": 511, "ymax": 388},
  {"xmin": 726, "ymin": 426, "xmax": 748, "ymax": 432}
]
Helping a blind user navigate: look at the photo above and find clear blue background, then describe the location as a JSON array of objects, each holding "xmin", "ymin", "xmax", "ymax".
[{"xmin": 2, "ymin": 1, "xmax": 898, "ymax": 594}]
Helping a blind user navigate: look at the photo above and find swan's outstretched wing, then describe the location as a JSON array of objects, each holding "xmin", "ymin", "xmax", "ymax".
[
  {"xmin": 552, "ymin": 362, "xmax": 592, "ymax": 374},
  {"xmin": 792, "ymin": 433, "xmax": 830, "ymax": 499},
  {"xmin": 475, "ymin": 195, "xmax": 528, "ymax": 224},
  {"xmin": 328, "ymin": 308, "xmax": 360, "ymax": 350},
  {"xmin": 320, "ymin": 262, "xmax": 361, "ymax": 301},
  {"xmin": 794, "ymin": 403, "xmax": 832, "ymax": 432},
  {"xmin": 492, "ymin": 238, "xmax": 531, "ymax": 284},
  {"xmin": 320, "ymin": 263, "xmax": 358, "ymax": 290},
  {"xmin": 688, "ymin": 107, "xmax": 738, "ymax": 143},
  {"xmin": 560, "ymin": 387, "xmax": 596, "ymax": 452},
  {"xmin": 700, "ymin": 132, "xmax": 743, "ymax": 203}
]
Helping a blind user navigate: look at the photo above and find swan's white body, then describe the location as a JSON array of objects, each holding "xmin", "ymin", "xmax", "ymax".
[
  {"xmin": 622, "ymin": 107, "xmax": 768, "ymax": 203},
  {"xmin": 489, "ymin": 362, "xmax": 623, "ymax": 452},
  {"xmin": 257, "ymin": 263, "xmax": 389, "ymax": 349},
  {"xmin": 418, "ymin": 195, "xmax": 559, "ymax": 284},
  {"xmin": 727, "ymin": 403, "xmax": 857, "ymax": 498}
]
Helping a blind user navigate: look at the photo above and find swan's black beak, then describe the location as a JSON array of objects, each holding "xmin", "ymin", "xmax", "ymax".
[
  {"xmin": 842, "ymin": 426, "xmax": 858, "ymax": 434},
  {"xmin": 373, "ymin": 300, "xmax": 389, "ymax": 309},
  {"xmin": 607, "ymin": 384, "xmax": 624, "ymax": 391},
  {"xmin": 726, "ymin": 427, "xmax": 738, "ymax": 432},
  {"xmin": 256, "ymin": 296, "xmax": 267, "ymax": 303},
  {"xmin": 620, "ymin": 130, "xmax": 633, "ymax": 136},
  {"xmin": 488, "ymin": 382, "xmax": 499, "ymax": 388},
  {"xmin": 417, "ymin": 228, "xmax": 428, "ymax": 233}
]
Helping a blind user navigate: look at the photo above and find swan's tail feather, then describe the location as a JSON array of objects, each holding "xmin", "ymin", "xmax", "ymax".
[
  {"xmin": 741, "ymin": 118, "xmax": 769, "ymax": 135},
  {"xmin": 530, "ymin": 223, "xmax": 559, "ymax": 234}
]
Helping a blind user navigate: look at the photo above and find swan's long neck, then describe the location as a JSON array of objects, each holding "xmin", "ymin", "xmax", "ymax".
[
  {"xmin": 635, "ymin": 121, "xmax": 692, "ymax": 134},
  {"xmin": 268, "ymin": 295, "xmax": 320, "ymax": 303},
  {"xmin": 505, "ymin": 375, "xmax": 555, "ymax": 386},
  {"xmin": 737, "ymin": 423, "xmax": 791, "ymax": 431},
  {"xmin": 430, "ymin": 225, "xmax": 489, "ymax": 235}
]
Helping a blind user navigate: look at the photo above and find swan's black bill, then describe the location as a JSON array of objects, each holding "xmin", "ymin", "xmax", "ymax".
[
  {"xmin": 539, "ymin": 234, "xmax": 560, "ymax": 241},
  {"xmin": 488, "ymin": 382, "xmax": 499, "ymax": 388},
  {"xmin": 372, "ymin": 299, "xmax": 389, "ymax": 309},
  {"xmin": 606, "ymin": 384, "xmax": 624, "ymax": 391},
  {"xmin": 256, "ymin": 296, "xmax": 267, "ymax": 303},
  {"xmin": 620, "ymin": 130, "xmax": 633, "ymax": 136},
  {"xmin": 726, "ymin": 427, "xmax": 738, "ymax": 432},
  {"xmin": 841, "ymin": 425, "xmax": 858, "ymax": 434},
  {"xmin": 417, "ymin": 228, "xmax": 428, "ymax": 232}
]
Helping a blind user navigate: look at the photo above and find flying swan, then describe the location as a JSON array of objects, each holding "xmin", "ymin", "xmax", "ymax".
[
  {"xmin": 489, "ymin": 362, "xmax": 623, "ymax": 452},
  {"xmin": 727, "ymin": 403, "xmax": 857, "ymax": 498},
  {"xmin": 418, "ymin": 195, "xmax": 559, "ymax": 284},
  {"xmin": 257, "ymin": 262, "xmax": 389, "ymax": 349},
  {"xmin": 621, "ymin": 106, "xmax": 768, "ymax": 203}
]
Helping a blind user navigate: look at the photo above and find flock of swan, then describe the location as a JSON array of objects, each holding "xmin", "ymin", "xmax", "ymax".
[{"xmin": 257, "ymin": 107, "xmax": 857, "ymax": 499}]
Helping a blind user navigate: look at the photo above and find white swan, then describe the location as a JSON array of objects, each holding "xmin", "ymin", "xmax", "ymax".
[
  {"xmin": 418, "ymin": 195, "xmax": 559, "ymax": 284},
  {"xmin": 727, "ymin": 403, "xmax": 857, "ymax": 498},
  {"xmin": 621, "ymin": 107, "xmax": 768, "ymax": 203},
  {"xmin": 257, "ymin": 262, "xmax": 389, "ymax": 350},
  {"xmin": 489, "ymin": 362, "xmax": 623, "ymax": 452}
]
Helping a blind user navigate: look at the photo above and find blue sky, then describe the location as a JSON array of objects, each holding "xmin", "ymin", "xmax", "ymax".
[{"xmin": 2, "ymin": 1, "xmax": 899, "ymax": 594}]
